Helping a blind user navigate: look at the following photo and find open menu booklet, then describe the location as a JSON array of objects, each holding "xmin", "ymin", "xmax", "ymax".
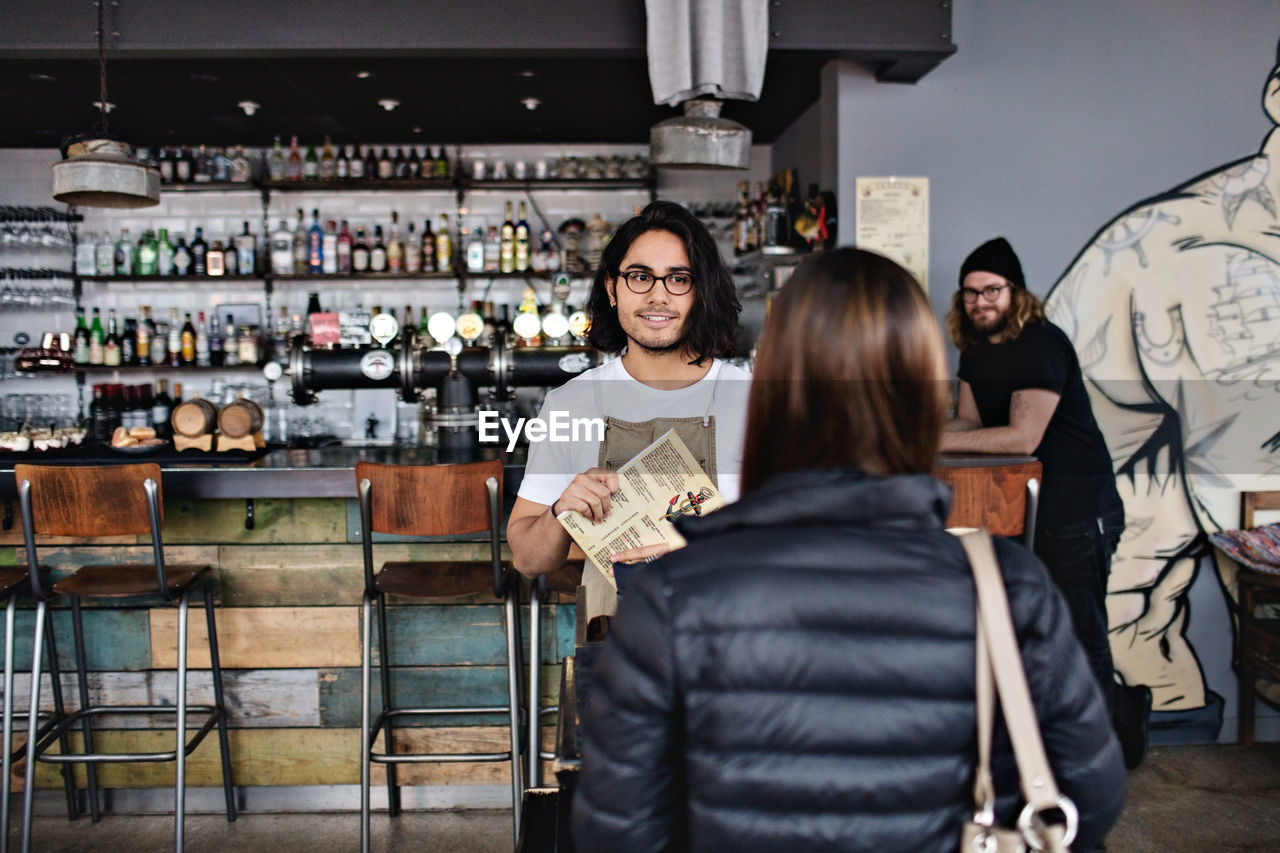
[{"xmin": 555, "ymin": 429, "xmax": 726, "ymax": 590}]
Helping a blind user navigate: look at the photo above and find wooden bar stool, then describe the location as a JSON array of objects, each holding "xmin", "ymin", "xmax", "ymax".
[
  {"xmin": 0, "ymin": 566, "xmax": 77, "ymax": 853},
  {"xmin": 16, "ymin": 463, "xmax": 236, "ymax": 852},
  {"xmin": 1229, "ymin": 490, "xmax": 1280, "ymax": 746},
  {"xmin": 356, "ymin": 460, "xmax": 524, "ymax": 852},
  {"xmin": 936, "ymin": 459, "xmax": 1041, "ymax": 548}
]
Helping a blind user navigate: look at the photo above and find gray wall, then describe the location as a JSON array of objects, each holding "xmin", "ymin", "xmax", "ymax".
[{"xmin": 836, "ymin": 0, "xmax": 1276, "ymax": 320}]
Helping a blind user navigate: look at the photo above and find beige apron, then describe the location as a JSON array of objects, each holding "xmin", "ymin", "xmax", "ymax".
[{"xmin": 581, "ymin": 376, "xmax": 721, "ymax": 619}]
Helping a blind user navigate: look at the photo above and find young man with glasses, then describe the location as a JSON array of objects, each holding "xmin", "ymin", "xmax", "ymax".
[
  {"xmin": 508, "ymin": 200, "xmax": 750, "ymax": 616},
  {"xmin": 942, "ymin": 236, "xmax": 1148, "ymax": 769}
]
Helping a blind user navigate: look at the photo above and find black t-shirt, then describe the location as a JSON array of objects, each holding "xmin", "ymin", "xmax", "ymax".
[{"xmin": 957, "ymin": 320, "xmax": 1121, "ymax": 535}]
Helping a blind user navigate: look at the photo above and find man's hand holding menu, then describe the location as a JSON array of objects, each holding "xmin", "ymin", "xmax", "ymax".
[{"xmin": 555, "ymin": 429, "xmax": 725, "ymax": 590}]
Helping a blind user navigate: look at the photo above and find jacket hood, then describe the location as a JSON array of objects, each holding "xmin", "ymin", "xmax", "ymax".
[{"xmin": 679, "ymin": 468, "xmax": 952, "ymax": 540}]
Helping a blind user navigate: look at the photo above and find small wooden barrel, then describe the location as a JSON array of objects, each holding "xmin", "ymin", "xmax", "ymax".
[
  {"xmin": 218, "ymin": 398, "xmax": 264, "ymax": 439},
  {"xmin": 170, "ymin": 398, "xmax": 219, "ymax": 438}
]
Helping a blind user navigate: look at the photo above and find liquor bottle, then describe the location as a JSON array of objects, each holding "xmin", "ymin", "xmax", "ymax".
[
  {"xmin": 190, "ymin": 227, "xmax": 208, "ymax": 275},
  {"xmin": 318, "ymin": 136, "xmax": 336, "ymax": 181},
  {"xmin": 420, "ymin": 219, "xmax": 436, "ymax": 272},
  {"xmin": 292, "ymin": 208, "xmax": 308, "ymax": 274},
  {"xmin": 348, "ymin": 145, "xmax": 365, "ymax": 180},
  {"xmin": 152, "ymin": 379, "xmax": 173, "ymax": 439},
  {"xmin": 362, "ymin": 146, "xmax": 377, "ymax": 181},
  {"xmin": 386, "ymin": 211, "xmax": 404, "ymax": 273},
  {"xmin": 433, "ymin": 145, "xmax": 449, "ymax": 178},
  {"xmin": 377, "ymin": 147, "xmax": 393, "ymax": 180},
  {"xmin": 336, "ymin": 220, "xmax": 353, "ymax": 274},
  {"xmin": 308, "ymin": 209, "xmax": 324, "ymax": 274},
  {"xmin": 73, "ymin": 307, "xmax": 90, "ymax": 364},
  {"xmin": 270, "ymin": 218, "xmax": 293, "ymax": 275},
  {"xmin": 272, "ymin": 305, "xmax": 291, "ymax": 364},
  {"xmin": 236, "ymin": 221, "xmax": 256, "ymax": 275},
  {"xmin": 484, "ymin": 225, "xmax": 501, "ymax": 272},
  {"xmin": 151, "ymin": 317, "xmax": 169, "ymax": 366},
  {"xmin": 103, "ymin": 309, "xmax": 122, "ymax": 366},
  {"xmin": 168, "ymin": 308, "xmax": 182, "ymax": 367},
  {"xmin": 207, "ymin": 239, "xmax": 227, "ymax": 276},
  {"xmin": 193, "ymin": 145, "xmax": 213, "ymax": 183},
  {"xmin": 95, "ymin": 231, "xmax": 114, "ymax": 276},
  {"xmin": 513, "ymin": 287, "xmax": 542, "ymax": 347},
  {"xmin": 286, "ymin": 135, "xmax": 303, "ymax": 181},
  {"xmin": 514, "ymin": 201, "xmax": 531, "ymax": 273},
  {"xmin": 499, "ymin": 201, "xmax": 516, "ymax": 274},
  {"xmin": 226, "ymin": 234, "xmax": 241, "ymax": 275},
  {"xmin": 136, "ymin": 229, "xmax": 158, "ymax": 276},
  {"xmin": 407, "ymin": 147, "xmax": 422, "ymax": 180},
  {"xmin": 89, "ymin": 383, "xmax": 109, "ymax": 441},
  {"xmin": 222, "ymin": 314, "xmax": 240, "ymax": 366},
  {"xmin": 335, "ymin": 144, "xmax": 350, "ymax": 181},
  {"xmin": 732, "ymin": 182, "xmax": 751, "ymax": 255},
  {"xmin": 370, "ymin": 225, "xmax": 388, "ymax": 273},
  {"xmin": 267, "ymin": 136, "xmax": 287, "ymax": 182},
  {"xmin": 157, "ymin": 146, "xmax": 173, "ymax": 183},
  {"xmin": 156, "ymin": 228, "xmax": 174, "ymax": 275},
  {"xmin": 114, "ymin": 227, "xmax": 135, "ymax": 275},
  {"xmin": 403, "ymin": 304, "xmax": 415, "ymax": 338},
  {"xmin": 174, "ymin": 145, "xmax": 192, "ymax": 183},
  {"xmin": 172, "ymin": 382, "xmax": 183, "ymax": 405},
  {"xmin": 303, "ymin": 143, "xmax": 319, "ymax": 180},
  {"xmin": 417, "ymin": 303, "xmax": 431, "ymax": 341},
  {"xmin": 76, "ymin": 230, "xmax": 97, "ymax": 276},
  {"xmin": 211, "ymin": 146, "xmax": 231, "ymax": 182},
  {"xmin": 230, "ymin": 145, "xmax": 251, "ymax": 182},
  {"xmin": 392, "ymin": 148, "xmax": 408, "ymax": 179},
  {"xmin": 207, "ymin": 310, "xmax": 224, "ymax": 366},
  {"xmin": 352, "ymin": 226, "xmax": 370, "ymax": 272},
  {"xmin": 195, "ymin": 310, "xmax": 210, "ymax": 366},
  {"xmin": 466, "ymin": 226, "xmax": 485, "ymax": 272},
  {"xmin": 121, "ymin": 315, "xmax": 138, "ymax": 365},
  {"xmin": 305, "ymin": 292, "xmax": 323, "ymax": 343},
  {"xmin": 322, "ymin": 219, "xmax": 338, "ymax": 275},
  {"xmin": 88, "ymin": 307, "xmax": 105, "ymax": 365},
  {"xmin": 404, "ymin": 221, "xmax": 421, "ymax": 273},
  {"xmin": 436, "ymin": 213, "xmax": 452, "ymax": 271},
  {"xmin": 138, "ymin": 305, "xmax": 154, "ymax": 363},
  {"xmin": 172, "ymin": 236, "xmax": 192, "ymax": 276}
]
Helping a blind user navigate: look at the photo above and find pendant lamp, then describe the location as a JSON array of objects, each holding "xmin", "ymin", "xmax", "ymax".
[{"xmin": 51, "ymin": 0, "xmax": 159, "ymax": 209}]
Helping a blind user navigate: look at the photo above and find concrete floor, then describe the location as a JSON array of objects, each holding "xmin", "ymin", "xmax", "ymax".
[{"xmin": 12, "ymin": 743, "xmax": 1280, "ymax": 852}]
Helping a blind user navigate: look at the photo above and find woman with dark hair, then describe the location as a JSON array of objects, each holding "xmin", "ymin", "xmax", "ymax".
[{"xmin": 572, "ymin": 248, "xmax": 1126, "ymax": 852}]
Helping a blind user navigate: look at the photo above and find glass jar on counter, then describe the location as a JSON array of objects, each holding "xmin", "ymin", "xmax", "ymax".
[{"xmin": 237, "ymin": 325, "xmax": 260, "ymax": 365}]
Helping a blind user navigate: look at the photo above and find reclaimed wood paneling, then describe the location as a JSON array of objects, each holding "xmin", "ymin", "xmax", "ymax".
[
  {"xmin": 319, "ymin": 666, "xmax": 515, "ymax": 728},
  {"xmin": 150, "ymin": 606, "xmax": 359, "ymax": 669},
  {"xmin": 161, "ymin": 499, "xmax": 348, "ymax": 544}
]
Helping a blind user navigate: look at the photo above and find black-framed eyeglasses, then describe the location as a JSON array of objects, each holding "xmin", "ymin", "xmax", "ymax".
[
  {"xmin": 618, "ymin": 269, "xmax": 694, "ymax": 296},
  {"xmin": 961, "ymin": 283, "xmax": 1011, "ymax": 304}
]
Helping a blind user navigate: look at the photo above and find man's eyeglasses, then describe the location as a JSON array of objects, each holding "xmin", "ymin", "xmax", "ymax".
[
  {"xmin": 619, "ymin": 270, "xmax": 694, "ymax": 296},
  {"xmin": 961, "ymin": 283, "xmax": 1011, "ymax": 304}
]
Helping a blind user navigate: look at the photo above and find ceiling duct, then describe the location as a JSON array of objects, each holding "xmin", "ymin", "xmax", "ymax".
[
  {"xmin": 645, "ymin": 0, "xmax": 766, "ymax": 170},
  {"xmin": 51, "ymin": 0, "xmax": 158, "ymax": 209}
]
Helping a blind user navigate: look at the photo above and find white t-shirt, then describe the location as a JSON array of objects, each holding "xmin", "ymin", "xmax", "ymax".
[{"xmin": 516, "ymin": 356, "xmax": 752, "ymax": 507}]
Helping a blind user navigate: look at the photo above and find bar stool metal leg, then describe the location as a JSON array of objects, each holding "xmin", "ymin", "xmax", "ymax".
[
  {"xmin": 20, "ymin": 601, "xmax": 46, "ymax": 853},
  {"xmin": 526, "ymin": 580, "xmax": 543, "ymax": 790},
  {"xmin": 2, "ymin": 595, "xmax": 17, "ymax": 853},
  {"xmin": 374, "ymin": 594, "xmax": 399, "ymax": 818},
  {"xmin": 68, "ymin": 596, "xmax": 101, "ymax": 822},
  {"xmin": 41, "ymin": 619, "xmax": 79, "ymax": 823},
  {"xmin": 360, "ymin": 592, "xmax": 373, "ymax": 853},
  {"xmin": 203, "ymin": 586, "xmax": 237, "ymax": 822},
  {"xmin": 505, "ymin": 584, "xmax": 524, "ymax": 842},
  {"xmin": 174, "ymin": 589, "xmax": 190, "ymax": 852}
]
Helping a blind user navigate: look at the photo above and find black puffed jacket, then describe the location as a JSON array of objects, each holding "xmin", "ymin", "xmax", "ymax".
[{"xmin": 572, "ymin": 469, "xmax": 1125, "ymax": 852}]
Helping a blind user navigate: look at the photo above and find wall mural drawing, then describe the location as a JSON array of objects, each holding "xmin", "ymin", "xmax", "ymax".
[{"xmin": 1045, "ymin": 39, "xmax": 1280, "ymax": 738}]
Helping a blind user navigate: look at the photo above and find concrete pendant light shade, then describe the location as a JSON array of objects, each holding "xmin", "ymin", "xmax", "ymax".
[
  {"xmin": 53, "ymin": 136, "xmax": 160, "ymax": 209},
  {"xmin": 650, "ymin": 98, "xmax": 752, "ymax": 170}
]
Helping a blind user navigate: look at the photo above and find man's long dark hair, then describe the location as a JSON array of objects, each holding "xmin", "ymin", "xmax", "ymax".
[{"xmin": 585, "ymin": 200, "xmax": 740, "ymax": 364}]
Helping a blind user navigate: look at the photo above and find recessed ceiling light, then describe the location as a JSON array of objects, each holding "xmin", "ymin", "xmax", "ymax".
[
  {"xmin": 521, "ymin": 97, "xmax": 541, "ymax": 111},
  {"xmin": 516, "ymin": 69, "xmax": 536, "ymax": 78},
  {"xmin": 412, "ymin": 126, "xmax": 422, "ymax": 134},
  {"xmin": 355, "ymin": 70, "xmax": 374, "ymax": 80},
  {"xmin": 29, "ymin": 73, "xmax": 57, "ymax": 83},
  {"xmin": 238, "ymin": 100, "xmax": 260, "ymax": 116},
  {"xmin": 92, "ymin": 100, "xmax": 116, "ymax": 113},
  {"xmin": 190, "ymin": 73, "xmax": 218, "ymax": 83},
  {"xmin": 378, "ymin": 98, "xmax": 400, "ymax": 111}
]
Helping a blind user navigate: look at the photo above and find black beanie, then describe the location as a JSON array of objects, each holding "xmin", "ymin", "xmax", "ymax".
[{"xmin": 959, "ymin": 237, "xmax": 1025, "ymax": 289}]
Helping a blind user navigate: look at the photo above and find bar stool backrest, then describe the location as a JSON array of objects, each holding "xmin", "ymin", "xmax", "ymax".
[
  {"xmin": 356, "ymin": 459, "xmax": 501, "ymax": 537},
  {"xmin": 936, "ymin": 460, "xmax": 1041, "ymax": 546},
  {"xmin": 16, "ymin": 462, "xmax": 170, "ymax": 601},
  {"xmin": 1242, "ymin": 490, "xmax": 1280, "ymax": 528}
]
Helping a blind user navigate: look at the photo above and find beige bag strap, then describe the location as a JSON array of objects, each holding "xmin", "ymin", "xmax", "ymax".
[
  {"xmin": 972, "ymin": 613, "xmax": 997, "ymax": 825},
  {"xmin": 955, "ymin": 528, "xmax": 1077, "ymax": 851}
]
